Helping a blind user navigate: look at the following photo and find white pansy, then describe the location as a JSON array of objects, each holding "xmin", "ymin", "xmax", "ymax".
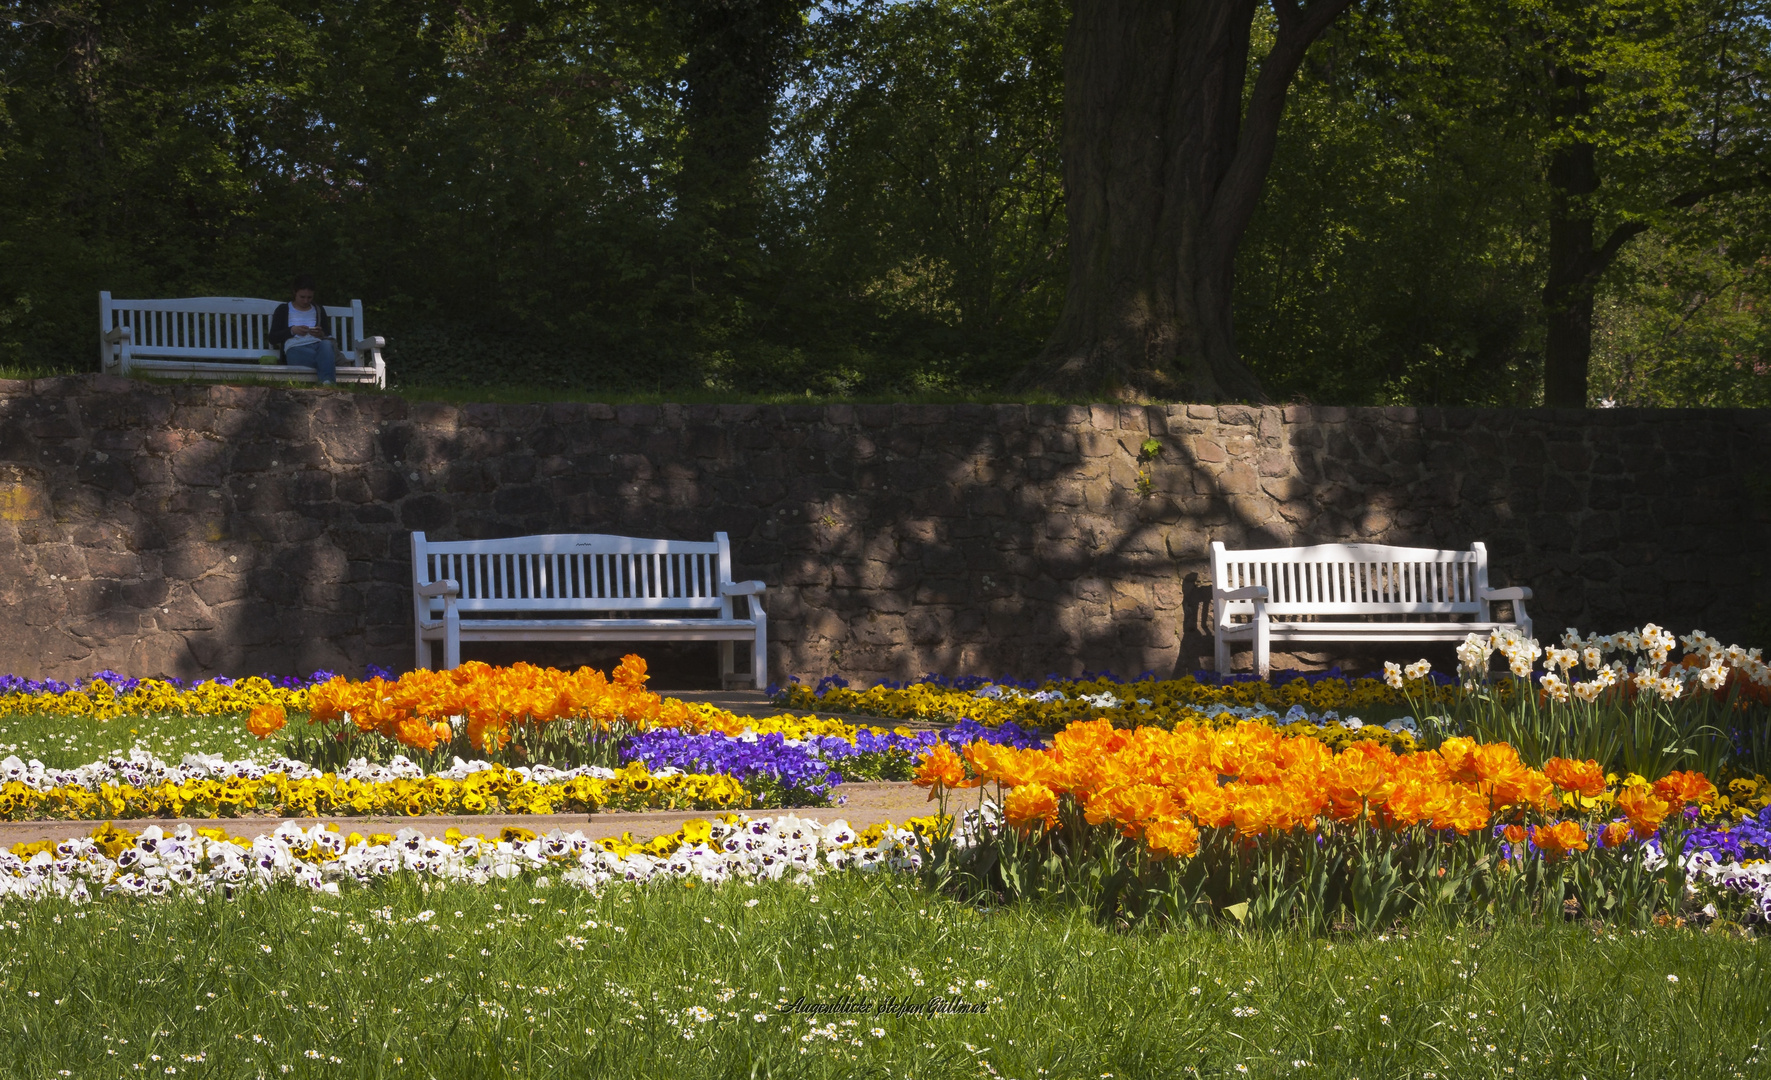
[{"xmin": 0, "ymin": 815, "xmax": 931, "ymax": 903}]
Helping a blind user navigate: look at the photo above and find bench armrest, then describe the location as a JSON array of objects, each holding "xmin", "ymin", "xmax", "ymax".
[
  {"xmin": 1480, "ymin": 586, "xmax": 1532, "ymax": 601},
  {"xmin": 721, "ymin": 580, "xmax": 766, "ymax": 596},
  {"xmin": 1213, "ymin": 585, "xmax": 1270, "ymax": 602},
  {"xmin": 354, "ymin": 335, "xmax": 386, "ymax": 351},
  {"xmin": 417, "ymin": 579, "xmax": 460, "ymax": 599},
  {"xmin": 104, "ymin": 327, "xmax": 133, "ymax": 345}
]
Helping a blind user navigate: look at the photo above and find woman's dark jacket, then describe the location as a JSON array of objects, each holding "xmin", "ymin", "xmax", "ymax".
[{"xmin": 267, "ymin": 302, "xmax": 334, "ymax": 363}]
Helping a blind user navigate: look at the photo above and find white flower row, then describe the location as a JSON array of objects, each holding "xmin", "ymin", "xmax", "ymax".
[
  {"xmin": 0, "ymin": 748, "xmax": 692, "ymax": 794},
  {"xmin": 0, "ymin": 814, "xmax": 926, "ymax": 903},
  {"xmin": 1449, "ymin": 623, "xmax": 1770, "ymax": 698},
  {"xmin": 1685, "ymin": 850, "xmax": 1771, "ymax": 922}
]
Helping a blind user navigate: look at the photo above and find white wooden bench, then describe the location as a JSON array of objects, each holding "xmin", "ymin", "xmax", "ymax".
[
  {"xmin": 1211, "ymin": 540, "xmax": 1533, "ymax": 677},
  {"xmin": 98, "ymin": 292, "xmax": 387, "ymax": 388},
  {"xmin": 411, "ymin": 531, "xmax": 769, "ymax": 688}
]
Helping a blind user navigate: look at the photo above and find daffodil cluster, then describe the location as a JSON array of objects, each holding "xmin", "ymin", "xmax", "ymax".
[
  {"xmin": 0, "ymin": 814, "xmax": 939, "ymax": 902},
  {"xmin": 1457, "ymin": 624, "xmax": 1771, "ymax": 704}
]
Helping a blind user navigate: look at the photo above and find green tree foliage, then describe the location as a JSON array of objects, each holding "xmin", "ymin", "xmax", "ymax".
[
  {"xmin": 1239, "ymin": 0, "xmax": 1771, "ymax": 406},
  {"xmin": 1236, "ymin": 2, "xmax": 1548, "ymax": 405},
  {"xmin": 771, "ymin": 0, "xmax": 1067, "ymax": 393},
  {"xmin": 0, "ymin": 0, "xmax": 1764, "ymax": 403}
]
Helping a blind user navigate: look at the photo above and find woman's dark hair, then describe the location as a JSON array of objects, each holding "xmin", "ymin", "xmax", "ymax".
[{"xmin": 292, "ymin": 274, "xmax": 317, "ymax": 292}]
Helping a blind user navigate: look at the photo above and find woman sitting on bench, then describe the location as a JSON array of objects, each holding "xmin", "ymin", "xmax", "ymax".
[{"xmin": 267, "ymin": 274, "xmax": 337, "ymax": 385}]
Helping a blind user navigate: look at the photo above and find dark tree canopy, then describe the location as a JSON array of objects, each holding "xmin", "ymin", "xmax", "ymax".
[{"xmin": 0, "ymin": 0, "xmax": 1766, "ymax": 405}]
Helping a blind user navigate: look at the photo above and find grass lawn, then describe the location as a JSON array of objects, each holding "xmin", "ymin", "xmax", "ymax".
[
  {"xmin": 2, "ymin": 364, "xmax": 1092, "ymax": 407},
  {"xmin": 0, "ymin": 711, "xmax": 274, "ymax": 770},
  {"xmin": 1, "ymin": 872, "xmax": 1762, "ymax": 1079}
]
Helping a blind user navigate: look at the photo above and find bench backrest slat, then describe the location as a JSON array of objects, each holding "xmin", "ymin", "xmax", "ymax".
[
  {"xmin": 1212, "ymin": 542, "xmax": 1490, "ymax": 617},
  {"xmin": 413, "ymin": 533, "xmax": 733, "ymax": 614}
]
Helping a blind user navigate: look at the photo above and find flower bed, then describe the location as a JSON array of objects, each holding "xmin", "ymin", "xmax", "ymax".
[
  {"xmin": 2, "ymin": 813, "xmax": 938, "ymax": 902},
  {"xmin": 0, "ymin": 657, "xmax": 1051, "ymax": 820},
  {"xmin": 915, "ymin": 715, "xmax": 1771, "ymax": 930},
  {"xmin": 774, "ymin": 667, "xmax": 1452, "ymax": 729},
  {"xmin": 615, "ymin": 719, "xmax": 1047, "ymax": 803}
]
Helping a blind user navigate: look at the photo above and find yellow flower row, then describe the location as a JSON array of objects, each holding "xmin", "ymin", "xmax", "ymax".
[
  {"xmin": 7, "ymin": 812, "xmax": 952, "ymax": 868},
  {"xmin": 776, "ymin": 673, "xmax": 1453, "ymax": 728},
  {"xmin": 0, "ymin": 762, "xmax": 751, "ymax": 822},
  {"xmin": 0, "ymin": 677, "xmax": 311, "ymax": 722},
  {"xmin": 1710, "ymin": 775, "xmax": 1771, "ymax": 822},
  {"xmin": 683, "ymin": 704, "xmax": 915, "ymax": 742}
]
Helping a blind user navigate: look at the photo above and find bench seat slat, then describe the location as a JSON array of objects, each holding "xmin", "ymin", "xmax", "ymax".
[
  {"xmin": 1219, "ymin": 621, "xmax": 1525, "ymax": 643},
  {"xmin": 445, "ymin": 599, "xmax": 726, "ymax": 612},
  {"xmin": 431, "ymin": 618, "xmax": 762, "ymax": 643}
]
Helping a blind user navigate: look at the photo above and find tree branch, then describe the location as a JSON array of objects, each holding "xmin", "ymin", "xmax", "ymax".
[
  {"xmin": 1202, "ymin": 0, "xmax": 1358, "ymax": 276},
  {"xmin": 1586, "ymin": 169, "xmax": 1771, "ymax": 286}
]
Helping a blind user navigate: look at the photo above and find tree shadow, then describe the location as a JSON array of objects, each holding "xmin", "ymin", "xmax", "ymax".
[{"xmin": 7, "ymin": 381, "xmax": 1768, "ymax": 685}]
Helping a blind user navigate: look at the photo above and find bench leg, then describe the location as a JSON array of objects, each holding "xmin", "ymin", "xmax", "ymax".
[
  {"xmin": 1214, "ymin": 631, "xmax": 1230, "ymax": 675},
  {"xmin": 719, "ymin": 641, "xmax": 735, "ymax": 686},
  {"xmin": 750, "ymin": 604, "xmax": 768, "ymax": 691},
  {"xmin": 415, "ymin": 627, "xmax": 429, "ymax": 671},
  {"xmin": 1254, "ymin": 619, "xmax": 1271, "ymax": 680}
]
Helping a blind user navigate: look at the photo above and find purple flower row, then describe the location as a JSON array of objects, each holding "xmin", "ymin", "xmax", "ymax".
[
  {"xmin": 0, "ymin": 666, "xmax": 395, "ymax": 696},
  {"xmin": 617, "ymin": 731, "xmax": 843, "ymax": 796},
  {"xmin": 1686, "ymin": 804, "xmax": 1771, "ymax": 863},
  {"xmin": 616, "ymin": 719, "xmax": 1048, "ymax": 794}
]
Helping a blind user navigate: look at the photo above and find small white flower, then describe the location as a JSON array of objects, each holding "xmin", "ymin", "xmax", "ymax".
[{"xmin": 1667, "ymin": 974, "xmax": 1680, "ymax": 983}]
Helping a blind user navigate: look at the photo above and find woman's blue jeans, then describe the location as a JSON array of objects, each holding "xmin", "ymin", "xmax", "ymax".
[{"xmin": 286, "ymin": 338, "xmax": 337, "ymax": 384}]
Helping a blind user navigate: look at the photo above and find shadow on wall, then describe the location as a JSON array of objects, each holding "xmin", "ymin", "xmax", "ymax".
[{"xmin": 0, "ymin": 380, "xmax": 1766, "ymax": 683}]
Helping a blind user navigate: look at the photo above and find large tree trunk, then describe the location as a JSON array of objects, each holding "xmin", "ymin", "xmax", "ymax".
[
  {"xmin": 1541, "ymin": 62, "xmax": 1598, "ymax": 409},
  {"xmin": 1020, "ymin": 0, "xmax": 1354, "ymax": 401},
  {"xmin": 674, "ymin": 0, "xmax": 805, "ymax": 282}
]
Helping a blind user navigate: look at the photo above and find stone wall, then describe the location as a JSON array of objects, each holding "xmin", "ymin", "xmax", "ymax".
[{"xmin": 1, "ymin": 376, "xmax": 1766, "ymax": 685}]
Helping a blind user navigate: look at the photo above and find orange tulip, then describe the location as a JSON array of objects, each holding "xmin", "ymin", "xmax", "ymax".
[
  {"xmin": 1652, "ymin": 771, "xmax": 1717, "ymax": 807},
  {"xmin": 913, "ymin": 743, "xmax": 975, "ymax": 796},
  {"xmin": 1437, "ymin": 737, "xmax": 1479, "ymax": 784},
  {"xmin": 1600, "ymin": 821, "xmax": 1633, "ymax": 848},
  {"xmin": 1531, "ymin": 820, "xmax": 1589, "ymax": 859},
  {"xmin": 1543, "ymin": 757, "xmax": 1607, "ymax": 798},
  {"xmin": 1145, "ymin": 816, "xmax": 1201, "ymax": 859},
  {"xmin": 246, "ymin": 704, "xmax": 286, "ymax": 740},
  {"xmin": 1002, "ymin": 783, "xmax": 1060, "ymax": 835},
  {"xmin": 1615, "ymin": 785, "xmax": 1673, "ymax": 839}
]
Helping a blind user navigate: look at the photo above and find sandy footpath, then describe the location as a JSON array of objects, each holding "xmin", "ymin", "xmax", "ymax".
[{"xmin": 0, "ymin": 781, "xmax": 955, "ymax": 849}]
